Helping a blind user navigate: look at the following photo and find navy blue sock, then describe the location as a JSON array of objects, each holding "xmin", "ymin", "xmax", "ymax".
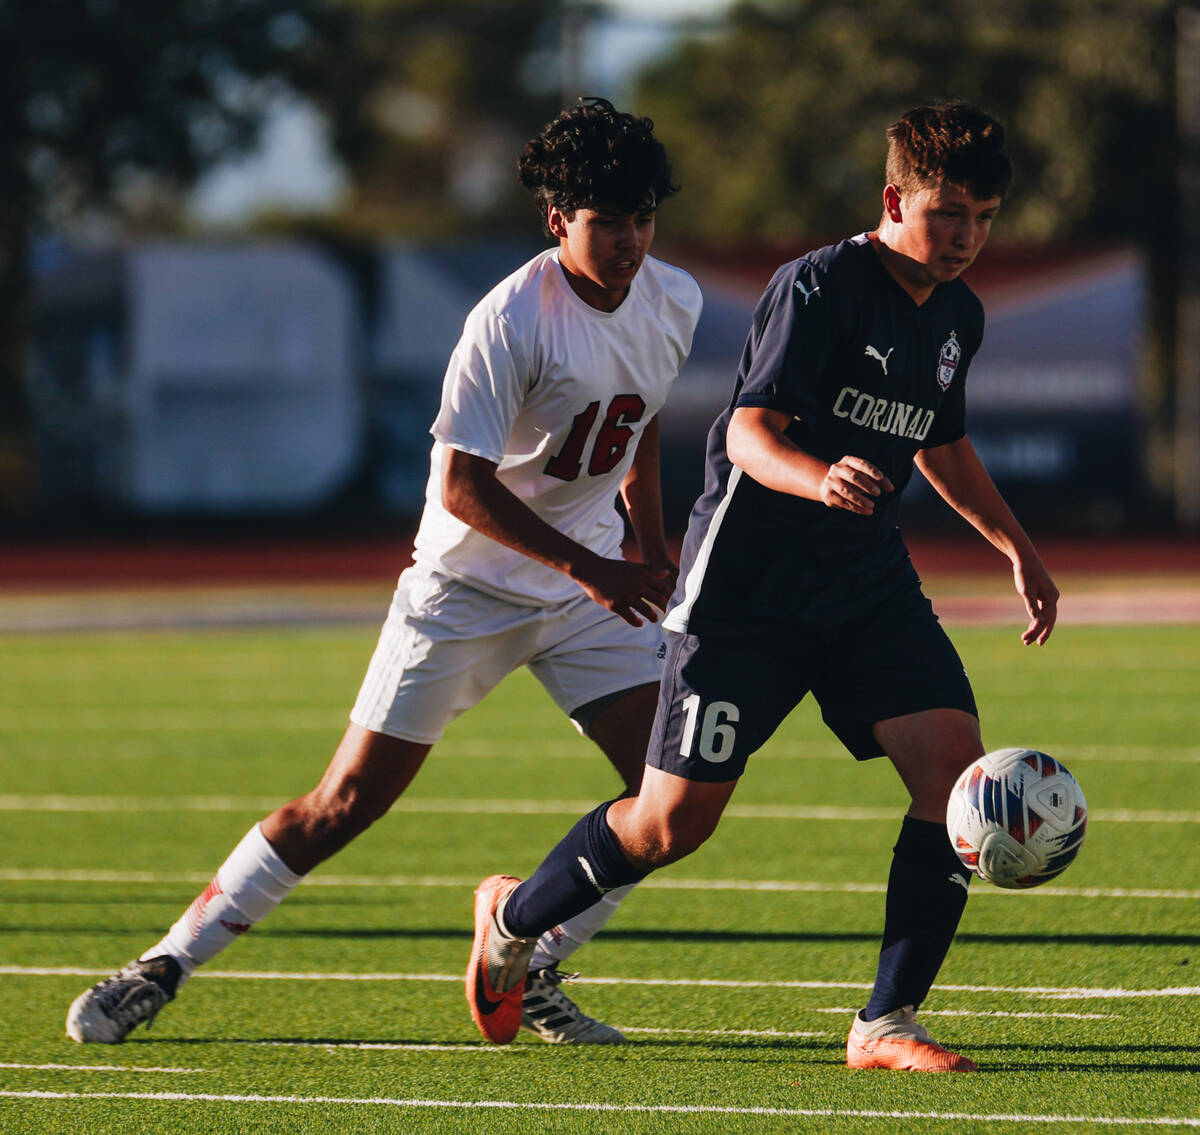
[
  {"xmin": 864, "ymin": 816, "xmax": 971, "ymax": 1020},
  {"xmin": 502, "ymin": 800, "xmax": 648, "ymax": 938}
]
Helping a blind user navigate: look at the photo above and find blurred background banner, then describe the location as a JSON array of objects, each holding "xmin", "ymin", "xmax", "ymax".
[
  {"xmin": 32, "ymin": 244, "xmax": 360, "ymax": 512},
  {"xmin": 5, "ymin": 0, "xmax": 1197, "ymax": 536}
]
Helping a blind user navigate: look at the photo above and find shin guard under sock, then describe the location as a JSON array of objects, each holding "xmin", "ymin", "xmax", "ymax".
[
  {"xmin": 141, "ymin": 823, "xmax": 303, "ymax": 980},
  {"xmin": 502, "ymin": 801, "xmax": 647, "ymax": 939},
  {"xmin": 864, "ymin": 815, "xmax": 971, "ymax": 1019}
]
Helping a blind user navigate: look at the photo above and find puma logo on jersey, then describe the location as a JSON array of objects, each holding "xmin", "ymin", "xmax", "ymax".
[
  {"xmin": 794, "ymin": 278, "xmax": 821, "ymax": 305},
  {"xmin": 949, "ymin": 872, "xmax": 969, "ymax": 893},
  {"xmin": 865, "ymin": 344, "xmax": 894, "ymax": 374}
]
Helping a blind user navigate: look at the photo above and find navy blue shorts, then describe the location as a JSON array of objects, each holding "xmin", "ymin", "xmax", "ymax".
[{"xmin": 647, "ymin": 585, "xmax": 977, "ymax": 783}]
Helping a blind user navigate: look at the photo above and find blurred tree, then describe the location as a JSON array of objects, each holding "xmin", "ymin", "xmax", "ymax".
[
  {"xmin": 0, "ymin": 0, "xmax": 369, "ymax": 509},
  {"xmin": 635, "ymin": 0, "xmax": 1180, "ymax": 517},
  {"xmin": 636, "ymin": 0, "xmax": 1176, "ymax": 249},
  {"xmin": 0, "ymin": 0, "xmax": 571, "ymax": 514},
  {"xmin": 322, "ymin": 0, "xmax": 567, "ymax": 238}
]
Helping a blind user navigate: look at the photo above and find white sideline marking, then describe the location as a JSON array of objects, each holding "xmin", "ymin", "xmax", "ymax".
[
  {"xmin": 7, "ymin": 965, "xmax": 1197, "ymax": 1000},
  {"xmin": 0, "ymin": 794, "xmax": 1196, "ymax": 824},
  {"xmin": 630, "ymin": 742, "xmax": 1200, "ymax": 765},
  {"xmin": 255, "ymin": 1029, "xmax": 825, "ymax": 1047},
  {"xmin": 632, "ymin": 878, "xmax": 1200, "ymax": 901},
  {"xmin": 0, "ymin": 1062, "xmax": 205, "ymax": 1074},
  {"xmin": 256, "ymin": 1041, "xmax": 510, "ymax": 1053},
  {"xmin": 813, "ymin": 1007, "xmax": 1116, "ymax": 1020},
  {"xmin": 1, "ymin": 1091, "xmax": 1197, "ymax": 1126},
  {"xmin": 1049, "ymin": 746, "xmax": 1200, "ymax": 764},
  {"xmin": 0, "ymin": 794, "xmax": 282, "ymax": 812},
  {"xmin": 2, "ymin": 867, "xmax": 1197, "ymax": 902},
  {"xmin": 8, "ymin": 740, "xmax": 1199, "ymax": 764},
  {"xmin": 617, "ymin": 1027, "xmax": 828, "ymax": 1038},
  {"xmin": 1092, "ymin": 810, "xmax": 1200, "ymax": 823},
  {"xmin": 426, "ymin": 741, "xmax": 1200, "ymax": 764}
]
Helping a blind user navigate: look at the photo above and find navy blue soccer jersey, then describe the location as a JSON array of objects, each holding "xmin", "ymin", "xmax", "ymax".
[{"xmin": 665, "ymin": 234, "xmax": 984, "ymax": 633}]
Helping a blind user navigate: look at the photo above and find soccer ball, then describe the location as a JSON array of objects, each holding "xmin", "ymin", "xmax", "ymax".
[{"xmin": 946, "ymin": 748, "xmax": 1087, "ymax": 889}]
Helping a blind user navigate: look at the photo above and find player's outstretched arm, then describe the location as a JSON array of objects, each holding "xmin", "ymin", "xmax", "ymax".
[
  {"xmin": 442, "ymin": 448, "xmax": 672, "ymax": 626},
  {"xmin": 727, "ymin": 407, "xmax": 894, "ymax": 515},
  {"xmin": 915, "ymin": 437, "xmax": 1059, "ymax": 645}
]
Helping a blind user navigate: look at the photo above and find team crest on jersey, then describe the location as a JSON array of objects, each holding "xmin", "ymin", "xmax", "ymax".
[{"xmin": 937, "ymin": 331, "xmax": 961, "ymax": 391}]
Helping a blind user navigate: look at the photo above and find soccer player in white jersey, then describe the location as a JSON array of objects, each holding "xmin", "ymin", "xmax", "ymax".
[{"xmin": 67, "ymin": 97, "xmax": 703, "ymax": 1047}]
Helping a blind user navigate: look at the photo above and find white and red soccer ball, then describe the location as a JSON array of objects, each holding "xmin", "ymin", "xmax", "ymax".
[{"xmin": 946, "ymin": 748, "xmax": 1088, "ymax": 889}]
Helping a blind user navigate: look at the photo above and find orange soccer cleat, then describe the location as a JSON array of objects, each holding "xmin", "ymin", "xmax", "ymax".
[
  {"xmin": 846, "ymin": 1005, "xmax": 977, "ymax": 1072},
  {"xmin": 467, "ymin": 875, "xmax": 537, "ymax": 1044}
]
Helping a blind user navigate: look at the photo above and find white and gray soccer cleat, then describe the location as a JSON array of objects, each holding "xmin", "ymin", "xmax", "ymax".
[
  {"xmin": 66, "ymin": 955, "xmax": 181, "ymax": 1043},
  {"xmin": 520, "ymin": 967, "xmax": 625, "ymax": 1044}
]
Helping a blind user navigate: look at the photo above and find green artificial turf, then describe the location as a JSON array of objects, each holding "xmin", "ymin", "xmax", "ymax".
[{"xmin": 0, "ymin": 622, "xmax": 1197, "ymax": 1134}]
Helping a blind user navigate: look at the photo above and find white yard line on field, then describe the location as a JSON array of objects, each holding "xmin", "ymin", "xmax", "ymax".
[
  {"xmin": 1, "ymin": 794, "xmax": 1197, "ymax": 823},
  {"xmin": 811, "ymin": 1007, "xmax": 1116, "ymax": 1019},
  {"xmin": 1, "ymin": 1091, "xmax": 1197, "ymax": 1126},
  {"xmin": 0, "ymin": 1062, "xmax": 206, "ymax": 1074},
  {"xmin": 0, "ymin": 703, "xmax": 1194, "ymax": 729},
  {"xmin": 255, "ymin": 1041, "xmax": 510, "ymax": 1053},
  {"xmin": 2, "ymin": 867, "xmax": 1198, "ymax": 901},
  {"xmin": 1055, "ymin": 748, "xmax": 1200, "ymax": 763},
  {"xmin": 5, "ymin": 965, "xmax": 1197, "ymax": 1000},
  {"xmin": 253, "ymin": 1029, "xmax": 827, "ymax": 1046},
  {"xmin": 627, "ymin": 878, "xmax": 1200, "ymax": 900},
  {"xmin": 616, "ymin": 1026, "xmax": 828, "ymax": 1038},
  {"xmin": 6, "ymin": 740, "xmax": 1199, "ymax": 763}
]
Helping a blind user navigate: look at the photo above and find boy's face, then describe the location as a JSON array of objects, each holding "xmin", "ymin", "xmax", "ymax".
[
  {"xmin": 886, "ymin": 181, "xmax": 1000, "ymax": 291},
  {"xmin": 548, "ymin": 204, "xmax": 656, "ymax": 312}
]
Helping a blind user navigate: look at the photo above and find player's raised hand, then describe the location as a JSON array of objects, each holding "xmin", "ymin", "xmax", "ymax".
[
  {"xmin": 1013, "ymin": 556, "xmax": 1059, "ymax": 645},
  {"xmin": 820, "ymin": 456, "xmax": 894, "ymax": 515},
  {"xmin": 573, "ymin": 554, "xmax": 674, "ymax": 626}
]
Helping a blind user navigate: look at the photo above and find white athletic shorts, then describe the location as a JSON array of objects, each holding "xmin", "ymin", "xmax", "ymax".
[{"xmin": 350, "ymin": 565, "xmax": 667, "ymax": 745}]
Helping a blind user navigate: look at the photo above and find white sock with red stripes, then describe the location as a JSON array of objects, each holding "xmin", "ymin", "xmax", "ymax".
[{"xmin": 140, "ymin": 823, "xmax": 303, "ymax": 983}]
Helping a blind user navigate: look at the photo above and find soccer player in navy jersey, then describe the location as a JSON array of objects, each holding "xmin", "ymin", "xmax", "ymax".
[{"xmin": 468, "ymin": 102, "xmax": 1059, "ymax": 1071}]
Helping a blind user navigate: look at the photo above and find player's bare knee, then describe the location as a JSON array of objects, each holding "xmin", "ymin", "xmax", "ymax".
[
  {"xmin": 627, "ymin": 834, "xmax": 680, "ymax": 870},
  {"xmin": 638, "ymin": 815, "xmax": 713, "ymax": 867}
]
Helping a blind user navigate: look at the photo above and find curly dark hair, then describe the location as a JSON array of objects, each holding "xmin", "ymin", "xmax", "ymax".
[
  {"xmin": 518, "ymin": 97, "xmax": 678, "ymax": 235},
  {"xmin": 886, "ymin": 102, "xmax": 1013, "ymax": 201}
]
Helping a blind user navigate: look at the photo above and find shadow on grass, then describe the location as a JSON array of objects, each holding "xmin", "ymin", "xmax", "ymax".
[
  {"xmin": 133, "ymin": 1035, "xmax": 516, "ymax": 1049},
  {"xmin": 132, "ymin": 1033, "xmax": 836, "ymax": 1057},
  {"xmin": 126, "ymin": 1035, "xmax": 1200, "ymax": 1072},
  {"xmin": 786, "ymin": 1040, "xmax": 1200, "ymax": 1074}
]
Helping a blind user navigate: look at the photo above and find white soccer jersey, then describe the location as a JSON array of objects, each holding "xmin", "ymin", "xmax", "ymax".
[{"xmin": 411, "ymin": 248, "xmax": 702, "ymax": 605}]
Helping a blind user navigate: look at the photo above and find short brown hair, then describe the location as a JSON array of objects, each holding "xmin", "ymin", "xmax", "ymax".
[{"xmin": 886, "ymin": 102, "xmax": 1013, "ymax": 201}]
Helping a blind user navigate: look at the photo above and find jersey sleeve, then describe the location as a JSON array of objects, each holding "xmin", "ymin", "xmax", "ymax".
[
  {"xmin": 734, "ymin": 259, "xmax": 836, "ymax": 421},
  {"xmin": 921, "ymin": 299, "xmax": 982, "ymax": 449},
  {"xmin": 431, "ymin": 308, "xmax": 531, "ymax": 464},
  {"xmin": 921, "ymin": 362, "xmax": 966, "ymax": 448}
]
